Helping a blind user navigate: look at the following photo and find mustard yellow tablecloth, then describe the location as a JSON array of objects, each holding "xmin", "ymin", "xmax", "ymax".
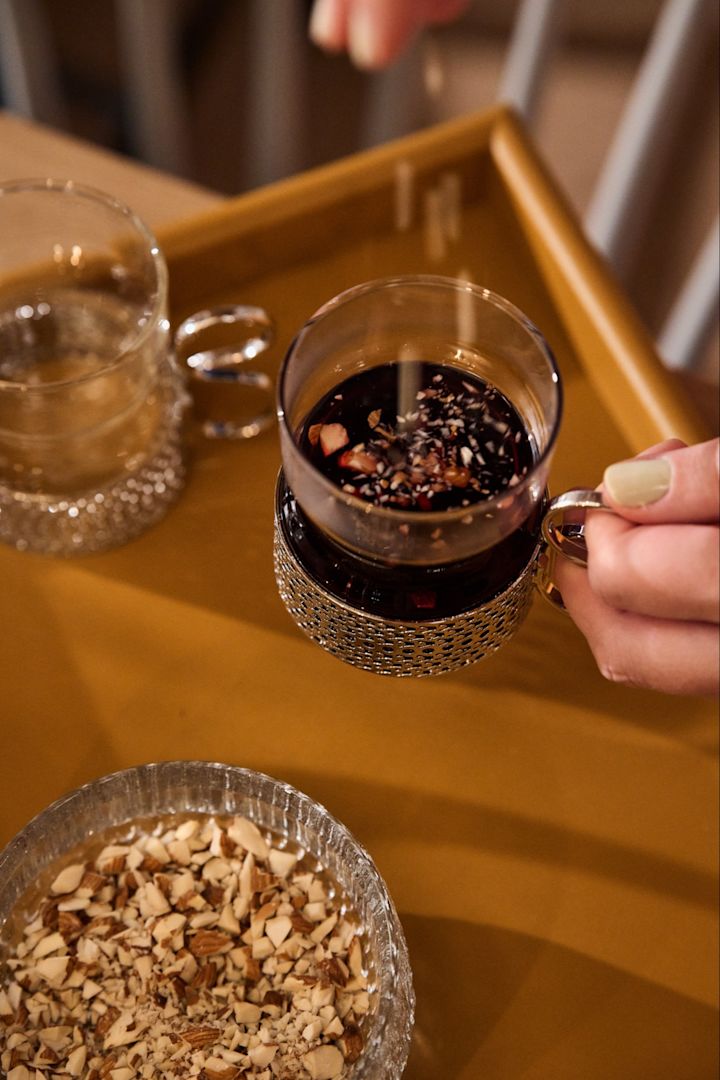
[{"xmin": 1, "ymin": 108, "xmax": 716, "ymax": 1080}]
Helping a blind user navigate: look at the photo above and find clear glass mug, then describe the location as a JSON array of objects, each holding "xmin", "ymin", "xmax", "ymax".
[
  {"xmin": 274, "ymin": 275, "xmax": 595, "ymax": 677},
  {"xmin": 0, "ymin": 179, "xmax": 274, "ymax": 555}
]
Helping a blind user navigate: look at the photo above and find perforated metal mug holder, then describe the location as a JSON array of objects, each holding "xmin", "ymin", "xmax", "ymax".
[
  {"xmin": 174, "ymin": 305, "xmax": 275, "ymax": 440},
  {"xmin": 274, "ymin": 485, "xmax": 613, "ymax": 676},
  {"xmin": 273, "ymin": 499, "xmax": 540, "ymax": 679}
]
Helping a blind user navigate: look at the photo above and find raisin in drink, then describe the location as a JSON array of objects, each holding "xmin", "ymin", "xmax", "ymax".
[
  {"xmin": 278, "ymin": 361, "xmax": 543, "ymax": 619},
  {"xmin": 275, "ymin": 277, "xmax": 562, "ymax": 675}
]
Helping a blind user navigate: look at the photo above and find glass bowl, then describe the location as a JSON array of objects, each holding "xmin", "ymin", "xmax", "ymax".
[{"xmin": 0, "ymin": 760, "xmax": 414, "ymax": 1079}]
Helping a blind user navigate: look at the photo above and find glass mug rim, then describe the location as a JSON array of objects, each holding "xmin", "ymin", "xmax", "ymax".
[
  {"xmin": 0, "ymin": 176, "xmax": 168, "ymax": 393},
  {"xmin": 277, "ymin": 274, "xmax": 563, "ymax": 527}
]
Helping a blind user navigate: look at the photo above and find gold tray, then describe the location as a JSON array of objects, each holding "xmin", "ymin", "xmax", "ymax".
[{"xmin": 1, "ymin": 107, "xmax": 716, "ymax": 1079}]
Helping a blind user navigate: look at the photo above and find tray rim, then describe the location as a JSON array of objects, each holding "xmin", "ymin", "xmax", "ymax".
[{"xmin": 157, "ymin": 104, "xmax": 708, "ymax": 453}]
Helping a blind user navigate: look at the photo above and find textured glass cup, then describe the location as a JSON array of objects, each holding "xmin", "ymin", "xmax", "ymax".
[
  {"xmin": 0, "ymin": 761, "xmax": 414, "ymax": 1079},
  {"xmin": 0, "ymin": 179, "xmax": 187, "ymax": 554},
  {"xmin": 0, "ymin": 180, "xmax": 274, "ymax": 555},
  {"xmin": 275, "ymin": 276, "xmax": 563, "ymax": 676}
]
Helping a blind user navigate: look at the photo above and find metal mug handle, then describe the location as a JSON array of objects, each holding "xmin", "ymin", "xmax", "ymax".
[
  {"xmin": 536, "ymin": 489, "xmax": 613, "ymax": 608},
  {"xmin": 174, "ymin": 305, "xmax": 275, "ymax": 440}
]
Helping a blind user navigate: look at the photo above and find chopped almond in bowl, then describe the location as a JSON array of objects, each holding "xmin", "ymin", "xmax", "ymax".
[{"xmin": 0, "ymin": 762, "xmax": 414, "ymax": 1079}]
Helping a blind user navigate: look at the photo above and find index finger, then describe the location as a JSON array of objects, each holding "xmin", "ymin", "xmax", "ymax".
[{"xmin": 310, "ymin": 0, "xmax": 470, "ymax": 68}]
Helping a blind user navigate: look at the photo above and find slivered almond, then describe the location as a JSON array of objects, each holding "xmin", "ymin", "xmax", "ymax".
[
  {"xmin": 94, "ymin": 1006, "xmax": 121, "ymax": 1038},
  {"xmin": 338, "ymin": 447, "xmax": 378, "ymax": 474},
  {"xmin": 203, "ymin": 1065, "xmax": 240, "ymax": 1080},
  {"xmin": 49, "ymin": 864, "xmax": 85, "ymax": 896},
  {"xmin": 180, "ymin": 1025, "xmax": 219, "ymax": 1048},
  {"xmin": 303, "ymin": 1044, "xmax": 345, "ymax": 1079},
  {"xmin": 78, "ymin": 871, "xmax": 106, "ymax": 895},
  {"xmin": 248, "ymin": 1043, "xmax": 277, "ymax": 1067},
  {"xmin": 233, "ymin": 1000, "xmax": 261, "ymax": 1024},
  {"xmin": 227, "ymin": 817, "xmax": 269, "ymax": 860},
  {"xmin": 189, "ymin": 930, "xmax": 233, "ymax": 957},
  {"xmin": 291, "ymin": 912, "xmax": 315, "ymax": 934},
  {"xmin": 34, "ymin": 956, "xmax": 70, "ymax": 986},
  {"xmin": 66, "ymin": 1044, "xmax": 88, "ymax": 1075},
  {"xmin": 57, "ymin": 911, "xmax": 83, "ymax": 946},
  {"xmin": 319, "ymin": 423, "xmax": 349, "ymax": 457},
  {"xmin": 339, "ymin": 1021, "xmax": 364, "ymax": 1062},
  {"xmin": 347, "ymin": 936, "xmax": 362, "ymax": 977}
]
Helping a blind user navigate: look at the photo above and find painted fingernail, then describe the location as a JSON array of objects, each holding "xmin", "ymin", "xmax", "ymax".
[
  {"xmin": 348, "ymin": 6, "xmax": 383, "ymax": 68},
  {"xmin": 309, "ymin": 0, "xmax": 340, "ymax": 48},
  {"xmin": 603, "ymin": 458, "xmax": 671, "ymax": 506}
]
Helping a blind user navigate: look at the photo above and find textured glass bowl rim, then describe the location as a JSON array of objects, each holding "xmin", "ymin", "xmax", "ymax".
[
  {"xmin": 277, "ymin": 274, "xmax": 563, "ymax": 526},
  {"xmin": 0, "ymin": 177, "xmax": 168, "ymax": 392},
  {"xmin": 0, "ymin": 760, "xmax": 414, "ymax": 1079}
]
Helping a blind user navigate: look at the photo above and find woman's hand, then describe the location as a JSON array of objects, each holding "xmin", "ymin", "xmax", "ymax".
[
  {"xmin": 309, "ymin": 0, "xmax": 471, "ymax": 69},
  {"xmin": 554, "ymin": 438, "xmax": 720, "ymax": 696}
]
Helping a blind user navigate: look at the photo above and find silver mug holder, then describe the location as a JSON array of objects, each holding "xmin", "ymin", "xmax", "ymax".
[{"xmin": 273, "ymin": 483, "xmax": 610, "ymax": 678}]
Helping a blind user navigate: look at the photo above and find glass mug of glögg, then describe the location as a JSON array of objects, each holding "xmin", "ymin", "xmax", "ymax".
[
  {"xmin": 0, "ymin": 179, "xmax": 274, "ymax": 555},
  {"xmin": 274, "ymin": 275, "xmax": 598, "ymax": 678}
]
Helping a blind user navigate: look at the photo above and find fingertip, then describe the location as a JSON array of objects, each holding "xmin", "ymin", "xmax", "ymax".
[
  {"xmin": 636, "ymin": 437, "xmax": 688, "ymax": 458},
  {"xmin": 309, "ymin": 0, "xmax": 346, "ymax": 52},
  {"xmin": 347, "ymin": 0, "xmax": 423, "ymax": 69},
  {"xmin": 603, "ymin": 437, "xmax": 719, "ymax": 523},
  {"xmin": 600, "ymin": 439, "xmax": 687, "ymax": 511},
  {"xmin": 347, "ymin": 5, "xmax": 386, "ymax": 68},
  {"xmin": 602, "ymin": 458, "xmax": 672, "ymax": 509}
]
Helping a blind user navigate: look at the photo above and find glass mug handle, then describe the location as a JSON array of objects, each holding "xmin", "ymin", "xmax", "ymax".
[
  {"xmin": 174, "ymin": 305, "xmax": 275, "ymax": 439},
  {"xmin": 537, "ymin": 489, "xmax": 614, "ymax": 608}
]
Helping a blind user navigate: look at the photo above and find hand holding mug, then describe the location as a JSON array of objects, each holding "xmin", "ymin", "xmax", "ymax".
[{"xmin": 554, "ymin": 438, "xmax": 720, "ymax": 696}]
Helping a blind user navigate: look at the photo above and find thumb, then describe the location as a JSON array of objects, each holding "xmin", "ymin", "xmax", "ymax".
[{"xmin": 601, "ymin": 437, "xmax": 720, "ymax": 524}]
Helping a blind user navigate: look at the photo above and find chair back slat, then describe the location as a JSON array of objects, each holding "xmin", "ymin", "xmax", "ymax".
[
  {"xmin": 585, "ymin": 0, "xmax": 716, "ymax": 276},
  {"xmin": 0, "ymin": 0, "xmax": 66, "ymax": 126},
  {"xmin": 658, "ymin": 217, "xmax": 720, "ymax": 371},
  {"xmin": 497, "ymin": 0, "xmax": 565, "ymax": 125}
]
